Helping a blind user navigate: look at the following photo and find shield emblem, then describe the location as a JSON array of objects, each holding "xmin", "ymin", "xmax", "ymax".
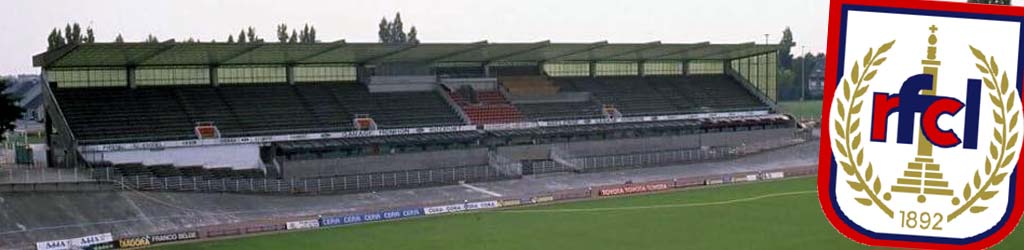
[{"xmin": 819, "ymin": 0, "xmax": 1024, "ymax": 248}]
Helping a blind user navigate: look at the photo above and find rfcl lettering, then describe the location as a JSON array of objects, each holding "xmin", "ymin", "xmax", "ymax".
[{"xmin": 870, "ymin": 74, "xmax": 980, "ymax": 148}]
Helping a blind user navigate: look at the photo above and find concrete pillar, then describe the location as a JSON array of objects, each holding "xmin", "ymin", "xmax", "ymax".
[
  {"xmin": 209, "ymin": 66, "xmax": 219, "ymax": 87},
  {"xmin": 126, "ymin": 66, "xmax": 136, "ymax": 89},
  {"xmin": 483, "ymin": 63, "xmax": 491, "ymax": 77},
  {"xmin": 286, "ymin": 65, "xmax": 295, "ymax": 85},
  {"xmin": 637, "ymin": 61, "xmax": 646, "ymax": 77},
  {"xmin": 589, "ymin": 61, "xmax": 597, "ymax": 77},
  {"xmin": 681, "ymin": 60, "xmax": 689, "ymax": 76}
]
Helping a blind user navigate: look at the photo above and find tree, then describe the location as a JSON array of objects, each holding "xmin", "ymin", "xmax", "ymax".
[
  {"xmin": 408, "ymin": 26, "xmax": 419, "ymax": 44},
  {"xmin": 114, "ymin": 34, "xmax": 124, "ymax": 43},
  {"xmin": 0, "ymin": 79, "xmax": 25, "ymax": 142},
  {"xmin": 276, "ymin": 24, "xmax": 289, "ymax": 43},
  {"xmin": 308, "ymin": 26, "xmax": 317, "ymax": 43},
  {"xmin": 378, "ymin": 18, "xmax": 389, "ymax": 43},
  {"xmin": 378, "ymin": 12, "xmax": 419, "ymax": 44},
  {"xmin": 227, "ymin": 35, "xmax": 235, "ymax": 44},
  {"xmin": 85, "ymin": 27, "xmax": 95, "ymax": 43},
  {"xmin": 71, "ymin": 23, "xmax": 82, "ymax": 44},
  {"xmin": 779, "ymin": 27, "xmax": 796, "ymax": 68},
  {"xmin": 392, "ymin": 13, "xmax": 407, "ymax": 43},
  {"xmin": 289, "ymin": 30, "xmax": 298, "ymax": 43},
  {"xmin": 237, "ymin": 29, "xmax": 247, "ymax": 43},
  {"xmin": 246, "ymin": 26, "xmax": 261, "ymax": 43},
  {"xmin": 145, "ymin": 34, "xmax": 159, "ymax": 43},
  {"xmin": 968, "ymin": 0, "xmax": 1011, "ymax": 4},
  {"xmin": 47, "ymin": 29, "xmax": 67, "ymax": 50}
]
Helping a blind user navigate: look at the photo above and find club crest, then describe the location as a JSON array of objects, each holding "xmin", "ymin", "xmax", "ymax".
[{"xmin": 820, "ymin": 0, "xmax": 1024, "ymax": 249}]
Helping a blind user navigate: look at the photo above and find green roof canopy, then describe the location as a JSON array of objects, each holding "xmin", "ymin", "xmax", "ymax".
[{"xmin": 33, "ymin": 41, "xmax": 781, "ymax": 68}]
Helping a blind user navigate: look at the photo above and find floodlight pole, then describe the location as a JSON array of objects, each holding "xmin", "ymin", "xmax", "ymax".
[{"xmin": 800, "ymin": 45, "xmax": 806, "ymax": 101}]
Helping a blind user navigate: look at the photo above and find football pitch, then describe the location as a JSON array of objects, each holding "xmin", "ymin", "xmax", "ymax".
[{"xmin": 156, "ymin": 177, "xmax": 1024, "ymax": 250}]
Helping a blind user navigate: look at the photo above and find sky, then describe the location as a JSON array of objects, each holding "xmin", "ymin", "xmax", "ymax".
[{"xmin": 0, "ymin": 0, "xmax": 918, "ymax": 75}]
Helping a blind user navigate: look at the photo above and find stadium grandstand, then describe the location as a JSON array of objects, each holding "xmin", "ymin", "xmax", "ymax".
[{"xmin": 31, "ymin": 40, "xmax": 791, "ymax": 188}]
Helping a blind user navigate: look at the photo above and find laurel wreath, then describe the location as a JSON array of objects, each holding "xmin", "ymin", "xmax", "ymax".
[
  {"xmin": 947, "ymin": 46, "xmax": 1021, "ymax": 222},
  {"xmin": 835, "ymin": 40, "xmax": 896, "ymax": 218}
]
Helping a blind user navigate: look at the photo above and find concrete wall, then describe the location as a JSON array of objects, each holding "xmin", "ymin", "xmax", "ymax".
[
  {"xmin": 282, "ymin": 148, "xmax": 490, "ymax": 178},
  {"xmin": 82, "ymin": 144, "xmax": 262, "ymax": 170},
  {"xmin": 496, "ymin": 128, "xmax": 796, "ymax": 160}
]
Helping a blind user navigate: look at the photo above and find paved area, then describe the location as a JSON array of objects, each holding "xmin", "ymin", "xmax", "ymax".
[{"xmin": 0, "ymin": 142, "xmax": 819, "ymax": 249}]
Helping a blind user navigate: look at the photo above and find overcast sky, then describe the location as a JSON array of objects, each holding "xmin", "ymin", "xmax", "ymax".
[{"xmin": 4, "ymin": 0, "xmax": 989, "ymax": 75}]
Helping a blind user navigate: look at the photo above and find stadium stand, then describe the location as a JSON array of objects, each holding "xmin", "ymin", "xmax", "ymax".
[{"xmin": 35, "ymin": 42, "xmax": 787, "ymax": 185}]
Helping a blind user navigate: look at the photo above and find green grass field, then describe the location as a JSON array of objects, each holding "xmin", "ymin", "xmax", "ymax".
[
  {"xmin": 157, "ymin": 177, "xmax": 1024, "ymax": 250},
  {"xmin": 778, "ymin": 100, "xmax": 823, "ymax": 120}
]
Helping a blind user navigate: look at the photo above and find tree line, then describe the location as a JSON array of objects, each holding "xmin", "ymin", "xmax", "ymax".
[{"xmin": 45, "ymin": 12, "xmax": 420, "ymax": 50}]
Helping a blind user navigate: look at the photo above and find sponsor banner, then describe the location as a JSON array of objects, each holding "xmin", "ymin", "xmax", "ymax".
[
  {"xmin": 36, "ymin": 239, "xmax": 71, "ymax": 250},
  {"xmin": 84, "ymin": 242, "xmax": 116, "ymax": 250},
  {"xmin": 465, "ymin": 201, "xmax": 500, "ymax": 210},
  {"xmin": 381, "ymin": 208, "xmax": 423, "ymax": 220},
  {"xmin": 499, "ymin": 199, "xmax": 522, "ymax": 207},
  {"xmin": 423, "ymin": 205, "xmax": 449, "ymax": 215},
  {"xmin": 732, "ymin": 174, "xmax": 758, "ymax": 183},
  {"xmin": 482, "ymin": 122, "xmax": 539, "ymax": 131},
  {"xmin": 531, "ymin": 196, "xmax": 555, "ymax": 203},
  {"xmin": 116, "ymin": 236, "xmax": 151, "ymax": 249},
  {"xmin": 704, "ymin": 179, "xmax": 725, "ymax": 185},
  {"xmin": 81, "ymin": 125, "xmax": 477, "ymax": 152},
  {"xmin": 444, "ymin": 204, "xmax": 466, "ymax": 213},
  {"xmin": 71, "ymin": 233, "xmax": 113, "ymax": 248},
  {"xmin": 536, "ymin": 110, "xmax": 771, "ymax": 128},
  {"xmin": 342, "ymin": 214, "xmax": 364, "ymax": 224},
  {"xmin": 598, "ymin": 183, "xmax": 671, "ymax": 196},
  {"xmin": 400, "ymin": 208, "xmax": 423, "ymax": 217},
  {"xmin": 149, "ymin": 231, "xmax": 198, "ymax": 244},
  {"xmin": 320, "ymin": 216, "xmax": 345, "ymax": 227},
  {"xmin": 286, "ymin": 219, "xmax": 321, "ymax": 230},
  {"xmin": 361, "ymin": 213, "xmax": 383, "ymax": 222},
  {"xmin": 764, "ymin": 171, "xmax": 786, "ymax": 180}
]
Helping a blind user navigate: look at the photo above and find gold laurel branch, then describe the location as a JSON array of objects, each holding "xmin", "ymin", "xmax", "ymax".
[
  {"xmin": 948, "ymin": 46, "xmax": 1020, "ymax": 222},
  {"xmin": 835, "ymin": 40, "xmax": 896, "ymax": 218}
]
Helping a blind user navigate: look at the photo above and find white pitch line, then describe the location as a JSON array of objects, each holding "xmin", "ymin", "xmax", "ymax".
[
  {"xmin": 498, "ymin": 190, "xmax": 816, "ymax": 213},
  {"xmin": 461, "ymin": 183, "xmax": 503, "ymax": 197}
]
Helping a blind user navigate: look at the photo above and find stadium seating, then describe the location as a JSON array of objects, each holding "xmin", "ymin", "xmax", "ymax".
[
  {"xmin": 54, "ymin": 83, "xmax": 466, "ymax": 144},
  {"xmin": 551, "ymin": 75, "xmax": 766, "ymax": 116},
  {"xmin": 448, "ymin": 89, "xmax": 525, "ymax": 124},
  {"xmin": 93, "ymin": 161, "xmax": 266, "ymax": 180},
  {"xmin": 515, "ymin": 100, "xmax": 604, "ymax": 121},
  {"xmin": 499, "ymin": 76, "xmax": 559, "ymax": 96},
  {"xmin": 54, "ymin": 87, "xmax": 196, "ymax": 143}
]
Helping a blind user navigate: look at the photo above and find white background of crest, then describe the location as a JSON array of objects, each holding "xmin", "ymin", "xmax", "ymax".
[{"xmin": 832, "ymin": 10, "xmax": 1021, "ymax": 239}]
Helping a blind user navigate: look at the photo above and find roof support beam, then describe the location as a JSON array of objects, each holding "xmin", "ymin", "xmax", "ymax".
[
  {"xmin": 423, "ymin": 40, "xmax": 489, "ymax": 63},
  {"xmin": 34, "ymin": 44, "xmax": 80, "ymax": 68},
  {"xmin": 362, "ymin": 43, "xmax": 420, "ymax": 65},
  {"xmin": 688, "ymin": 43, "xmax": 757, "ymax": 60},
  {"xmin": 600, "ymin": 41, "xmax": 662, "ymax": 60},
  {"xmin": 483, "ymin": 40, "xmax": 550, "ymax": 63},
  {"xmin": 726, "ymin": 45, "xmax": 782, "ymax": 61},
  {"xmin": 648, "ymin": 42, "xmax": 712, "ymax": 60},
  {"xmin": 216, "ymin": 44, "xmax": 268, "ymax": 66},
  {"xmin": 541, "ymin": 41, "xmax": 608, "ymax": 62},
  {"xmin": 131, "ymin": 43, "xmax": 179, "ymax": 66},
  {"xmin": 294, "ymin": 39, "xmax": 348, "ymax": 64}
]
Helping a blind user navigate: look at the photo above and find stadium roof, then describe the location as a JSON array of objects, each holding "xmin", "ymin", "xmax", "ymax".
[{"xmin": 33, "ymin": 41, "xmax": 782, "ymax": 68}]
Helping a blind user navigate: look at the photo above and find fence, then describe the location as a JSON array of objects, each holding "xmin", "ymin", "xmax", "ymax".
[
  {"xmin": 20, "ymin": 165, "xmax": 817, "ymax": 250},
  {"xmin": 537, "ymin": 132, "xmax": 812, "ymax": 175},
  {"xmin": 111, "ymin": 163, "xmax": 522, "ymax": 194}
]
